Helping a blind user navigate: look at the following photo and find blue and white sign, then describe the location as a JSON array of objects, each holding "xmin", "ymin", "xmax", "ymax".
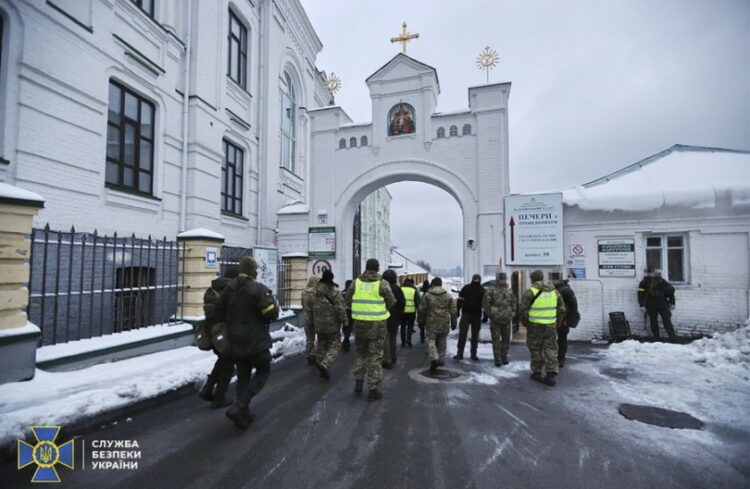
[{"xmin": 205, "ymin": 247, "xmax": 218, "ymax": 268}]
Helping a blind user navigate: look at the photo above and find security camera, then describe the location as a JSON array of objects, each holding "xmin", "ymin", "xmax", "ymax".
[{"xmin": 467, "ymin": 239, "xmax": 476, "ymax": 250}]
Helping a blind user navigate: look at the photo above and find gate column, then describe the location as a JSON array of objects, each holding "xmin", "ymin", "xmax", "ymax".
[
  {"xmin": 176, "ymin": 228, "xmax": 225, "ymax": 320},
  {"xmin": 0, "ymin": 183, "xmax": 44, "ymax": 384}
]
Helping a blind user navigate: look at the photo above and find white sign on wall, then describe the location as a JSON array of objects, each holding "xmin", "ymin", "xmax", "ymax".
[
  {"xmin": 308, "ymin": 227, "xmax": 336, "ymax": 258},
  {"xmin": 504, "ymin": 193, "xmax": 563, "ymax": 265},
  {"xmin": 254, "ymin": 247, "xmax": 279, "ymax": 294},
  {"xmin": 598, "ymin": 239, "xmax": 636, "ymax": 277}
]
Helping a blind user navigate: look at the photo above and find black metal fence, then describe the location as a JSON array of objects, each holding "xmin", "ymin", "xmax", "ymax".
[
  {"xmin": 28, "ymin": 225, "xmax": 184, "ymax": 347},
  {"xmin": 277, "ymin": 260, "xmax": 292, "ymax": 309},
  {"xmin": 218, "ymin": 245, "xmax": 253, "ymax": 277}
]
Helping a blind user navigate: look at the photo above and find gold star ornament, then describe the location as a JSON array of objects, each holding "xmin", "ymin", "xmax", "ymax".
[
  {"xmin": 476, "ymin": 46, "xmax": 499, "ymax": 82},
  {"xmin": 325, "ymin": 72, "xmax": 342, "ymax": 95}
]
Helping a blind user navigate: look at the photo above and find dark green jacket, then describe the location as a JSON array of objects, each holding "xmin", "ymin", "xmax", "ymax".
[{"xmin": 207, "ymin": 274, "xmax": 279, "ymax": 357}]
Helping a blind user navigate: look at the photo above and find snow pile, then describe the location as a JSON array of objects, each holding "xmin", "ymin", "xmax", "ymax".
[
  {"xmin": 583, "ymin": 323, "xmax": 750, "ymax": 429},
  {"xmin": 604, "ymin": 324, "xmax": 749, "ymax": 378},
  {"xmin": 270, "ymin": 323, "xmax": 306, "ymax": 359},
  {"xmin": 0, "ymin": 324, "xmax": 307, "ymax": 449},
  {"xmin": 562, "ymin": 147, "xmax": 750, "ymax": 212}
]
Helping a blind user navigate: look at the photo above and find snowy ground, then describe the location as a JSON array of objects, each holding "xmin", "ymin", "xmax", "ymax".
[
  {"xmin": 0, "ymin": 324, "xmax": 306, "ymax": 449},
  {"xmin": 447, "ymin": 323, "xmax": 750, "ymax": 428}
]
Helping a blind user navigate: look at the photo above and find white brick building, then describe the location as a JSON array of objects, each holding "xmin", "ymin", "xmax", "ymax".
[
  {"xmin": 359, "ymin": 187, "xmax": 391, "ymax": 273},
  {"xmin": 0, "ymin": 0, "xmax": 332, "ymax": 247},
  {"xmin": 556, "ymin": 145, "xmax": 750, "ymax": 340}
]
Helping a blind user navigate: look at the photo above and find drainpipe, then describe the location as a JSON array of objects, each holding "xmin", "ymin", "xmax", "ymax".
[
  {"xmin": 255, "ymin": 0, "xmax": 265, "ymax": 246},
  {"xmin": 179, "ymin": 0, "xmax": 193, "ymax": 232}
]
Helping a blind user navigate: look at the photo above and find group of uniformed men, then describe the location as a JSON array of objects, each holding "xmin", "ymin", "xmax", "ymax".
[{"xmin": 301, "ymin": 259, "xmax": 581, "ymax": 399}]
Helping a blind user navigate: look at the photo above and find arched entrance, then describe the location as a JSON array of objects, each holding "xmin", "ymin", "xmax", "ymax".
[{"xmin": 335, "ymin": 160, "xmax": 478, "ymax": 281}]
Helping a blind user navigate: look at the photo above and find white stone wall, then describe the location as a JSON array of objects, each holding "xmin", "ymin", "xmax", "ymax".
[
  {"xmin": 0, "ymin": 0, "xmax": 329, "ymax": 248},
  {"xmin": 561, "ymin": 204, "xmax": 750, "ymax": 339},
  {"xmin": 360, "ymin": 187, "xmax": 391, "ymax": 270}
]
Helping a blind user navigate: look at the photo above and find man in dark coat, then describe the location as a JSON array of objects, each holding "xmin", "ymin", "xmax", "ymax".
[
  {"xmin": 207, "ymin": 256, "xmax": 279, "ymax": 430},
  {"xmin": 638, "ymin": 269, "xmax": 677, "ymax": 342},
  {"xmin": 417, "ymin": 280, "xmax": 431, "ymax": 343},
  {"xmin": 199, "ymin": 266, "xmax": 238, "ymax": 408},
  {"xmin": 550, "ymin": 272, "xmax": 579, "ymax": 368},
  {"xmin": 454, "ymin": 274, "xmax": 485, "ymax": 361},
  {"xmin": 341, "ymin": 279, "xmax": 354, "ymax": 352},
  {"xmin": 382, "ymin": 269, "xmax": 405, "ymax": 369}
]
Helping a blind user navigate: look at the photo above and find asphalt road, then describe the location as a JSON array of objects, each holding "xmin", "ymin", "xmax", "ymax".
[{"xmin": 4, "ymin": 341, "xmax": 748, "ymax": 489}]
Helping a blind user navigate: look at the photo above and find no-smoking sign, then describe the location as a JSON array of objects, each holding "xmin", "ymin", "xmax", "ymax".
[{"xmin": 571, "ymin": 244, "xmax": 585, "ymax": 256}]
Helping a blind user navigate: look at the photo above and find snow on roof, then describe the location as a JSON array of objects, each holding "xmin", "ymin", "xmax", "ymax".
[
  {"xmin": 0, "ymin": 183, "xmax": 45, "ymax": 203},
  {"xmin": 277, "ymin": 203, "xmax": 309, "ymax": 215},
  {"xmin": 339, "ymin": 122, "xmax": 371, "ymax": 129},
  {"xmin": 432, "ymin": 109, "xmax": 471, "ymax": 117},
  {"xmin": 282, "ymin": 252, "xmax": 308, "ymax": 258},
  {"xmin": 177, "ymin": 228, "xmax": 224, "ymax": 240},
  {"xmin": 562, "ymin": 145, "xmax": 750, "ymax": 212}
]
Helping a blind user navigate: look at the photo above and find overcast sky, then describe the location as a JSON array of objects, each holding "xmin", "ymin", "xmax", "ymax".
[{"xmin": 302, "ymin": 0, "xmax": 749, "ymax": 270}]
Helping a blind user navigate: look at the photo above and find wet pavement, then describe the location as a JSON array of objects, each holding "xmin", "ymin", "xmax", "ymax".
[{"xmin": 3, "ymin": 342, "xmax": 748, "ymax": 488}]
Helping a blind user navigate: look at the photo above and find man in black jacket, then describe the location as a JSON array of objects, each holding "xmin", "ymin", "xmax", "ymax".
[
  {"xmin": 382, "ymin": 269, "xmax": 405, "ymax": 368},
  {"xmin": 550, "ymin": 272, "xmax": 579, "ymax": 368},
  {"xmin": 638, "ymin": 269, "xmax": 677, "ymax": 342},
  {"xmin": 207, "ymin": 256, "xmax": 279, "ymax": 430},
  {"xmin": 199, "ymin": 266, "xmax": 238, "ymax": 408},
  {"xmin": 454, "ymin": 274, "xmax": 485, "ymax": 361}
]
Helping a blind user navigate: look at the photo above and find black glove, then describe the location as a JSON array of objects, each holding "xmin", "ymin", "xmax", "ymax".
[
  {"xmin": 450, "ymin": 318, "xmax": 457, "ymax": 330},
  {"xmin": 482, "ymin": 314, "xmax": 489, "ymax": 323}
]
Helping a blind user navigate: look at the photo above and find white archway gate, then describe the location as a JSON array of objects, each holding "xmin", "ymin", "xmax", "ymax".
[{"xmin": 276, "ymin": 54, "xmax": 511, "ymax": 285}]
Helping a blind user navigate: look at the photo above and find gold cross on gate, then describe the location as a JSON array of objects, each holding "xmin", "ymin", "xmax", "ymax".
[{"xmin": 390, "ymin": 21, "xmax": 419, "ymax": 54}]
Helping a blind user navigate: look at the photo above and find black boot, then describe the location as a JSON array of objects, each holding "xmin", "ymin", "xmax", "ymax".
[
  {"xmin": 530, "ymin": 372, "xmax": 543, "ymax": 383},
  {"xmin": 225, "ymin": 402, "xmax": 255, "ymax": 430},
  {"xmin": 318, "ymin": 364, "xmax": 330, "ymax": 380},
  {"xmin": 543, "ymin": 373, "xmax": 557, "ymax": 387},
  {"xmin": 501, "ymin": 356, "xmax": 509, "ymax": 365},
  {"xmin": 198, "ymin": 375, "xmax": 216, "ymax": 402},
  {"xmin": 307, "ymin": 355, "xmax": 317, "ymax": 366},
  {"xmin": 354, "ymin": 380, "xmax": 364, "ymax": 394},
  {"xmin": 429, "ymin": 360, "xmax": 439, "ymax": 372},
  {"xmin": 342, "ymin": 338, "xmax": 351, "ymax": 352},
  {"xmin": 470, "ymin": 354, "xmax": 479, "ymax": 361},
  {"xmin": 367, "ymin": 389, "xmax": 383, "ymax": 401},
  {"xmin": 210, "ymin": 394, "xmax": 233, "ymax": 409},
  {"xmin": 453, "ymin": 354, "xmax": 463, "ymax": 360},
  {"xmin": 382, "ymin": 361, "xmax": 393, "ymax": 369}
]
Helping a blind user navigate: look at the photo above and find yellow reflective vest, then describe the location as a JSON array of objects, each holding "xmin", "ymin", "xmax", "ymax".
[
  {"xmin": 528, "ymin": 287, "xmax": 558, "ymax": 325},
  {"xmin": 351, "ymin": 278, "xmax": 389, "ymax": 321},
  {"xmin": 403, "ymin": 287, "xmax": 417, "ymax": 313}
]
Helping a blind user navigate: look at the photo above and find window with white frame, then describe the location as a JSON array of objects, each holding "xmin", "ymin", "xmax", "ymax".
[
  {"xmin": 280, "ymin": 71, "xmax": 297, "ymax": 172},
  {"xmin": 645, "ymin": 235, "xmax": 686, "ymax": 282}
]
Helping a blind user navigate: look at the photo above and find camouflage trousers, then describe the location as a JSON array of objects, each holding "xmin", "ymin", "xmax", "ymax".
[
  {"xmin": 352, "ymin": 321, "xmax": 386, "ymax": 390},
  {"xmin": 426, "ymin": 329, "xmax": 448, "ymax": 362},
  {"xmin": 316, "ymin": 332, "xmax": 341, "ymax": 369},
  {"xmin": 526, "ymin": 323, "xmax": 558, "ymax": 374},
  {"xmin": 490, "ymin": 321, "xmax": 511, "ymax": 362},
  {"xmin": 304, "ymin": 322, "xmax": 316, "ymax": 358}
]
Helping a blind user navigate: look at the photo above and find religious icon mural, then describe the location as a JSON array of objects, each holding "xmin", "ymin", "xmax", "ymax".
[{"xmin": 388, "ymin": 103, "xmax": 416, "ymax": 136}]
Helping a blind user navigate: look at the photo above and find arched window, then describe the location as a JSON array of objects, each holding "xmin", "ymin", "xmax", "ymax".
[
  {"xmin": 349, "ymin": 137, "xmax": 357, "ymax": 148},
  {"xmin": 449, "ymin": 125, "xmax": 458, "ymax": 137},
  {"xmin": 387, "ymin": 103, "xmax": 416, "ymax": 136},
  {"xmin": 436, "ymin": 127, "xmax": 445, "ymax": 138},
  {"xmin": 338, "ymin": 138, "xmax": 346, "ymax": 149},
  {"xmin": 360, "ymin": 136, "xmax": 368, "ymax": 147},
  {"xmin": 462, "ymin": 124, "xmax": 472, "ymax": 135},
  {"xmin": 280, "ymin": 71, "xmax": 297, "ymax": 172}
]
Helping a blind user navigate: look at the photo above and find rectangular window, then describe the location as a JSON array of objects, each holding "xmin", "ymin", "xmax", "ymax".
[
  {"xmin": 106, "ymin": 80, "xmax": 155, "ymax": 195},
  {"xmin": 645, "ymin": 235, "xmax": 686, "ymax": 282},
  {"xmin": 130, "ymin": 0, "xmax": 154, "ymax": 18},
  {"xmin": 227, "ymin": 10, "xmax": 248, "ymax": 88},
  {"xmin": 222, "ymin": 140, "xmax": 244, "ymax": 216}
]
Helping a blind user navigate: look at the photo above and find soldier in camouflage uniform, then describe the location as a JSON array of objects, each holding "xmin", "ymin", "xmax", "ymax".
[
  {"xmin": 345, "ymin": 259, "xmax": 397, "ymax": 401},
  {"xmin": 520, "ymin": 270, "xmax": 565, "ymax": 386},
  {"xmin": 482, "ymin": 272, "xmax": 517, "ymax": 367},
  {"xmin": 301, "ymin": 276, "xmax": 319, "ymax": 365},
  {"xmin": 418, "ymin": 277, "xmax": 457, "ymax": 372},
  {"xmin": 309, "ymin": 270, "xmax": 348, "ymax": 380}
]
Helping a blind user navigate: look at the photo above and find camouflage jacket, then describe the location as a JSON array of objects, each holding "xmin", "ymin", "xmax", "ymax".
[
  {"xmin": 519, "ymin": 281, "xmax": 565, "ymax": 327},
  {"xmin": 309, "ymin": 281, "xmax": 348, "ymax": 335},
  {"xmin": 482, "ymin": 285, "xmax": 517, "ymax": 324},
  {"xmin": 417, "ymin": 286, "xmax": 457, "ymax": 334},
  {"xmin": 301, "ymin": 278, "xmax": 318, "ymax": 327}
]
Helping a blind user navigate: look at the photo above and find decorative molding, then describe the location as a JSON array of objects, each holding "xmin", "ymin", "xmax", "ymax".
[
  {"xmin": 423, "ymin": 141, "xmax": 432, "ymax": 152},
  {"xmin": 46, "ymin": 0, "xmax": 93, "ymax": 33},
  {"xmin": 225, "ymin": 108, "xmax": 251, "ymax": 131},
  {"xmin": 371, "ymin": 146, "xmax": 380, "ymax": 157},
  {"xmin": 113, "ymin": 34, "xmax": 166, "ymax": 75}
]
